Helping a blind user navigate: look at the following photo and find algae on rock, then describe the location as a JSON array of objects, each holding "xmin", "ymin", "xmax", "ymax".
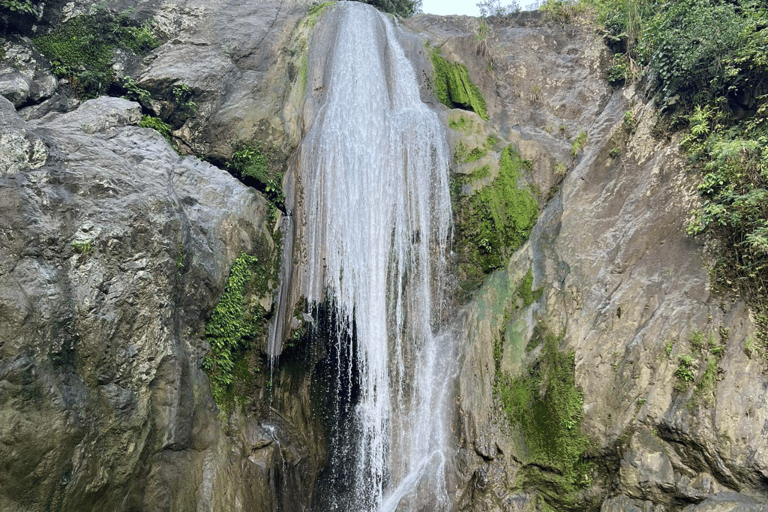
[{"xmin": 431, "ymin": 48, "xmax": 488, "ymax": 121}]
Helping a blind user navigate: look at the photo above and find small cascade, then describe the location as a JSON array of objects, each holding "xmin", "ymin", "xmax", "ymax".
[{"xmin": 273, "ymin": 2, "xmax": 457, "ymax": 510}]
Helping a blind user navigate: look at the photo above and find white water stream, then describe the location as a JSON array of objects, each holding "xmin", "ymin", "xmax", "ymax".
[{"xmin": 282, "ymin": 3, "xmax": 457, "ymax": 510}]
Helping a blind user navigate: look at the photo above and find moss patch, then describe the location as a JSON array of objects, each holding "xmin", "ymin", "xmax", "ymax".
[
  {"xmin": 430, "ymin": 49, "xmax": 488, "ymax": 121},
  {"xmin": 33, "ymin": 9, "xmax": 158, "ymax": 98},
  {"xmin": 454, "ymin": 145, "xmax": 539, "ymax": 288},
  {"xmin": 496, "ymin": 325, "xmax": 592, "ymax": 509}
]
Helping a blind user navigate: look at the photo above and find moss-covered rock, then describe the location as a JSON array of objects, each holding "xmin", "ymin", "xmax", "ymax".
[
  {"xmin": 497, "ymin": 325, "xmax": 593, "ymax": 510},
  {"xmin": 430, "ymin": 49, "xmax": 488, "ymax": 121},
  {"xmin": 454, "ymin": 145, "xmax": 539, "ymax": 289}
]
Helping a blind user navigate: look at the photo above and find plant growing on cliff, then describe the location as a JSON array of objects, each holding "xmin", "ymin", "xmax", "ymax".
[
  {"xmin": 203, "ymin": 252, "xmax": 266, "ymax": 407},
  {"xmin": 33, "ymin": 8, "xmax": 158, "ymax": 98},
  {"xmin": 228, "ymin": 141, "xmax": 286, "ymax": 209},
  {"xmin": 570, "ymin": 130, "xmax": 588, "ymax": 156},
  {"xmin": 1, "ymin": 0, "xmax": 37, "ymax": 15},
  {"xmin": 454, "ymin": 145, "xmax": 539, "ymax": 288},
  {"xmin": 359, "ymin": 0, "xmax": 422, "ymax": 17}
]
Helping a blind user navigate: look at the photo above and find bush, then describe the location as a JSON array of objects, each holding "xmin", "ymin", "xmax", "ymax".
[{"xmin": 228, "ymin": 141, "xmax": 285, "ymax": 208}]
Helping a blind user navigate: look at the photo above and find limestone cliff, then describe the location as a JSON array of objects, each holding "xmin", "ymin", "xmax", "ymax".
[{"xmin": 1, "ymin": 1, "xmax": 767, "ymax": 511}]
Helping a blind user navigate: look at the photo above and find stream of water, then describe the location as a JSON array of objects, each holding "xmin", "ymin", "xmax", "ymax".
[{"xmin": 284, "ymin": 3, "xmax": 457, "ymax": 509}]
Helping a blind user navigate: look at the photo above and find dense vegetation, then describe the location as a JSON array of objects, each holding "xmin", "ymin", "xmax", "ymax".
[
  {"xmin": 202, "ymin": 252, "xmax": 269, "ymax": 407},
  {"xmin": 496, "ymin": 323, "xmax": 593, "ymax": 510}
]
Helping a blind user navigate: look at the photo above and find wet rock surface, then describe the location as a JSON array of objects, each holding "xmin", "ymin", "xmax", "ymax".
[{"xmin": 2, "ymin": 1, "xmax": 768, "ymax": 511}]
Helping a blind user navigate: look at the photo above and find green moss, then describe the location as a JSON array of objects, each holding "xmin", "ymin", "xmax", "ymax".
[
  {"xmin": 515, "ymin": 268, "xmax": 542, "ymax": 308},
  {"xmin": 202, "ymin": 252, "xmax": 267, "ymax": 408},
  {"xmin": 33, "ymin": 9, "xmax": 158, "ymax": 98},
  {"xmin": 71, "ymin": 240, "xmax": 93, "ymax": 254},
  {"xmin": 430, "ymin": 49, "xmax": 488, "ymax": 121},
  {"xmin": 496, "ymin": 325, "xmax": 592, "ymax": 508},
  {"xmin": 455, "ymin": 145, "xmax": 539, "ymax": 286},
  {"xmin": 307, "ymin": 1, "xmax": 333, "ymax": 25}
]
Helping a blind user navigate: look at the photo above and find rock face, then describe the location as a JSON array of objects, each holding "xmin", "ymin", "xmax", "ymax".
[
  {"xmin": 406, "ymin": 12, "xmax": 768, "ymax": 512},
  {"xmin": 0, "ymin": 94, "xmax": 323, "ymax": 511},
  {"xmin": 2, "ymin": 1, "xmax": 768, "ymax": 512}
]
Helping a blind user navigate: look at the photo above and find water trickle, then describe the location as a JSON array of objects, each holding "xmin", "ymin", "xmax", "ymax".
[{"xmin": 279, "ymin": 2, "xmax": 457, "ymax": 510}]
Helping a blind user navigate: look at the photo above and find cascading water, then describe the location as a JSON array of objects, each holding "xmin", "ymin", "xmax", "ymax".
[{"xmin": 274, "ymin": 2, "xmax": 457, "ymax": 510}]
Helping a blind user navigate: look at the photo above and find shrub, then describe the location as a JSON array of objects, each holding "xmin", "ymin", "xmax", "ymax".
[
  {"xmin": 359, "ymin": 0, "xmax": 422, "ymax": 17},
  {"xmin": 228, "ymin": 141, "xmax": 285, "ymax": 208}
]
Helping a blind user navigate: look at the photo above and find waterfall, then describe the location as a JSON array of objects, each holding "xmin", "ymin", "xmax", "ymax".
[{"xmin": 277, "ymin": 2, "xmax": 456, "ymax": 510}]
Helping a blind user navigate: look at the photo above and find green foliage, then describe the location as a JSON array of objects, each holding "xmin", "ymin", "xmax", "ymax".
[
  {"xmin": 202, "ymin": 252, "xmax": 265, "ymax": 407},
  {"xmin": 1, "ymin": 0, "xmax": 37, "ymax": 15},
  {"xmin": 586, "ymin": 0, "xmax": 654, "ymax": 59},
  {"xmin": 121, "ymin": 76, "xmax": 152, "ymax": 107},
  {"xmin": 140, "ymin": 115, "xmax": 173, "ymax": 142},
  {"xmin": 228, "ymin": 141, "xmax": 285, "ymax": 208},
  {"xmin": 71, "ymin": 240, "xmax": 92, "ymax": 254},
  {"xmin": 496, "ymin": 326, "xmax": 592, "ymax": 507},
  {"xmin": 430, "ymin": 49, "xmax": 488, "ymax": 121},
  {"xmin": 674, "ymin": 354, "xmax": 696, "ymax": 390},
  {"xmin": 454, "ymin": 135, "xmax": 497, "ymax": 164},
  {"xmin": 33, "ymin": 9, "xmax": 158, "ymax": 98},
  {"xmin": 172, "ymin": 83, "xmax": 198, "ymax": 116},
  {"xmin": 570, "ymin": 130, "xmax": 588, "ymax": 156},
  {"xmin": 358, "ymin": 0, "xmax": 422, "ymax": 17},
  {"xmin": 515, "ymin": 268, "xmax": 542, "ymax": 308},
  {"xmin": 455, "ymin": 145, "xmax": 539, "ymax": 285},
  {"xmin": 683, "ymin": 97, "xmax": 768, "ymax": 301},
  {"xmin": 639, "ymin": 0, "xmax": 766, "ymax": 107}
]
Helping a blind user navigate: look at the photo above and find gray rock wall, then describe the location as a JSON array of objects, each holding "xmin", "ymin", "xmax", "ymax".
[{"xmin": 406, "ymin": 12, "xmax": 768, "ymax": 512}]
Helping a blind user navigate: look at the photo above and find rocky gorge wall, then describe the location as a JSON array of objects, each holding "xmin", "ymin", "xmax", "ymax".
[{"xmin": 1, "ymin": 1, "xmax": 767, "ymax": 511}]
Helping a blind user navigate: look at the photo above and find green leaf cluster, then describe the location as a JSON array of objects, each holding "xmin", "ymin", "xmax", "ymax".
[
  {"xmin": 683, "ymin": 99, "xmax": 768, "ymax": 299},
  {"xmin": 228, "ymin": 141, "xmax": 285, "ymax": 209},
  {"xmin": 1, "ymin": 0, "xmax": 37, "ymax": 15},
  {"xmin": 639, "ymin": 0, "xmax": 767, "ymax": 106},
  {"xmin": 33, "ymin": 8, "xmax": 158, "ymax": 98},
  {"xmin": 202, "ymin": 252, "xmax": 265, "ymax": 406},
  {"xmin": 430, "ymin": 49, "xmax": 488, "ymax": 121}
]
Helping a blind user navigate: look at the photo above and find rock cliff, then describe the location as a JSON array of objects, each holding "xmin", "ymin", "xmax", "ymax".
[{"xmin": 1, "ymin": 1, "xmax": 766, "ymax": 511}]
